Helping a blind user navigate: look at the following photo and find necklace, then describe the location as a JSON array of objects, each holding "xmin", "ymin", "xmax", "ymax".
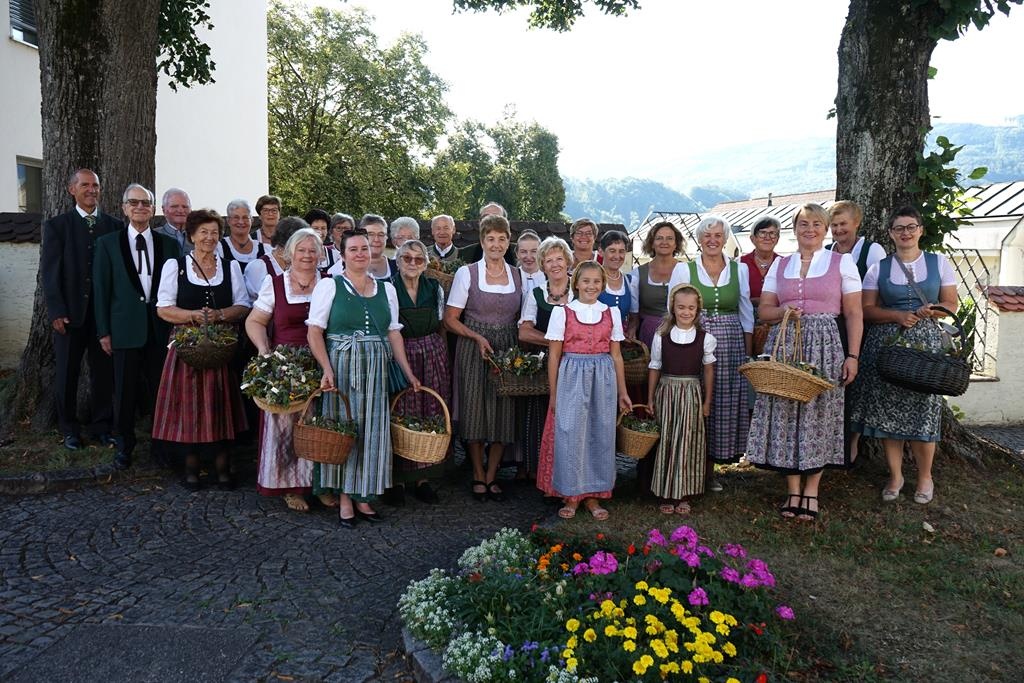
[
  {"xmin": 291, "ymin": 272, "xmax": 316, "ymax": 289},
  {"xmin": 606, "ymin": 269, "xmax": 622, "ymax": 282},
  {"xmin": 547, "ymin": 282, "xmax": 568, "ymax": 302},
  {"xmin": 754, "ymin": 254, "xmax": 774, "ymax": 269}
]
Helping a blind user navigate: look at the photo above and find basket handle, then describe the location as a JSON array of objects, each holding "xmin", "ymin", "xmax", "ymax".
[
  {"xmin": 769, "ymin": 308, "xmax": 803, "ymax": 364},
  {"xmin": 390, "ymin": 385, "xmax": 452, "ymax": 435},
  {"xmin": 618, "ymin": 403, "xmax": 652, "ymax": 426},
  {"xmin": 299, "ymin": 388, "xmax": 351, "ymax": 425},
  {"xmin": 770, "ymin": 308, "xmax": 790, "ymax": 361}
]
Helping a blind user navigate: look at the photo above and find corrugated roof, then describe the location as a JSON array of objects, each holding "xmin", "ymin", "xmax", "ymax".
[
  {"xmin": 712, "ymin": 189, "xmax": 836, "ymax": 213},
  {"xmin": 962, "ymin": 181, "xmax": 1024, "ymax": 218}
]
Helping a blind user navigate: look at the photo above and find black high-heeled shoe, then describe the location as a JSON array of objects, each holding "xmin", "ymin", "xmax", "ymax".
[
  {"xmin": 486, "ymin": 481, "xmax": 505, "ymax": 503},
  {"xmin": 355, "ymin": 508, "xmax": 384, "ymax": 523},
  {"xmin": 471, "ymin": 480, "xmax": 487, "ymax": 502},
  {"xmin": 338, "ymin": 514, "xmax": 357, "ymax": 529}
]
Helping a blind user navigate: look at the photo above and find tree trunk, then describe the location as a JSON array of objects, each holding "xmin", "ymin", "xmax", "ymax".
[
  {"xmin": 835, "ymin": 0, "xmax": 941, "ymax": 246},
  {"xmin": 5, "ymin": 0, "xmax": 160, "ymax": 431}
]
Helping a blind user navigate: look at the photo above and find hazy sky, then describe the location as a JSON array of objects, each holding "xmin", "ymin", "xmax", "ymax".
[{"xmin": 309, "ymin": 0, "xmax": 1024, "ymax": 182}]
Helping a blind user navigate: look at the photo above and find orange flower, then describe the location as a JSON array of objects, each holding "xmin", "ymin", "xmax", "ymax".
[{"xmin": 572, "ymin": 553, "xmax": 583, "ymax": 562}]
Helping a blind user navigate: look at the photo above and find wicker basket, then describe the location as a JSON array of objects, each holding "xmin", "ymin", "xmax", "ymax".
[
  {"xmin": 739, "ymin": 309, "xmax": 835, "ymax": 404},
  {"xmin": 390, "ymin": 386, "xmax": 452, "ymax": 464},
  {"xmin": 253, "ymin": 395, "xmax": 313, "ymax": 415},
  {"xmin": 876, "ymin": 306, "xmax": 970, "ymax": 396},
  {"xmin": 493, "ymin": 371, "xmax": 549, "ymax": 397},
  {"xmin": 616, "ymin": 405, "xmax": 660, "ymax": 459},
  {"xmin": 175, "ymin": 332, "xmax": 238, "ymax": 370},
  {"xmin": 621, "ymin": 340, "xmax": 650, "ymax": 385},
  {"xmin": 426, "ymin": 268, "xmax": 454, "ymax": 298},
  {"xmin": 294, "ymin": 390, "xmax": 355, "ymax": 465}
]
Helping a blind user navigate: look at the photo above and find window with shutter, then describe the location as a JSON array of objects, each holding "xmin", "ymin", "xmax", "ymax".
[{"xmin": 9, "ymin": 0, "xmax": 38, "ymax": 46}]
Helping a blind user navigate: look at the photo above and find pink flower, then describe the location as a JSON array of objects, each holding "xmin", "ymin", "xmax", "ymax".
[
  {"xmin": 669, "ymin": 525, "xmax": 698, "ymax": 548},
  {"xmin": 696, "ymin": 545, "xmax": 715, "ymax": 558},
  {"xmin": 678, "ymin": 550, "xmax": 701, "ymax": 568},
  {"xmin": 739, "ymin": 573, "xmax": 762, "ymax": 589},
  {"xmin": 687, "ymin": 587, "xmax": 709, "ymax": 606},
  {"xmin": 647, "ymin": 528, "xmax": 667, "ymax": 547},
  {"xmin": 720, "ymin": 567, "xmax": 740, "ymax": 583},
  {"xmin": 588, "ymin": 551, "xmax": 618, "ymax": 575},
  {"xmin": 775, "ymin": 604, "xmax": 795, "ymax": 620},
  {"xmin": 572, "ymin": 562, "xmax": 590, "ymax": 576},
  {"xmin": 723, "ymin": 543, "xmax": 747, "ymax": 559}
]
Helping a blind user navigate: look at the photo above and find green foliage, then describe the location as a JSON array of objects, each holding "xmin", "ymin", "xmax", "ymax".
[
  {"xmin": 908, "ymin": 131, "xmax": 987, "ymax": 252},
  {"xmin": 437, "ymin": 111, "xmax": 566, "ymax": 220},
  {"xmin": 159, "ymin": 0, "xmax": 216, "ymax": 90},
  {"xmin": 956, "ymin": 297, "xmax": 978, "ymax": 368},
  {"xmin": 925, "ymin": 0, "xmax": 1023, "ymax": 41},
  {"xmin": 267, "ymin": 1, "xmax": 451, "ymax": 217},
  {"xmin": 453, "ymin": 0, "xmax": 640, "ymax": 31}
]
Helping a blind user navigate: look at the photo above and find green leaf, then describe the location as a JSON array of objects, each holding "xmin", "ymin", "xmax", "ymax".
[
  {"xmin": 927, "ymin": 66, "xmax": 938, "ymax": 79},
  {"xmin": 968, "ymin": 167, "xmax": 988, "ymax": 180}
]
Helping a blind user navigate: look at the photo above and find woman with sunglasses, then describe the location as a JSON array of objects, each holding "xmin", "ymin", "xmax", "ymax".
[
  {"xmin": 849, "ymin": 207, "xmax": 958, "ymax": 505},
  {"xmin": 307, "ymin": 228, "xmax": 420, "ymax": 528},
  {"xmin": 381, "ymin": 240, "xmax": 449, "ymax": 506}
]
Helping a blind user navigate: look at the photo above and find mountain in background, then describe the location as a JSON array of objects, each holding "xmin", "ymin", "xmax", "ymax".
[{"xmin": 565, "ymin": 116, "xmax": 1024, "ymax": 228}]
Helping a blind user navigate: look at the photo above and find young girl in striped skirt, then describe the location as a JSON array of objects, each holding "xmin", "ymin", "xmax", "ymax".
[
  {"xmin": 647, "ymin": 284, "xmax": 717, "ymax": 515},
  {"xmin": 538, "ymin": 261, "xmax": 632, "ymax": 520}
]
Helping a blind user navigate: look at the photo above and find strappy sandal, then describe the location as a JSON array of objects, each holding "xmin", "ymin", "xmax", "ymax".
[
  {"xmin": 283, "ymin": 494, "xmax": 309, "ymax": 512},
  {"xmin": 585, "ymin": 500, "xmax": 609, "ymax": 521},
  {"xmin": 486, "ymin": 481, "xmax": 506, "ymax": 502},
  {"xmin": 779, "ymin": 494, "xmax": 801, "ymax": 519},
  {"xmin": 558, "ymin": 505, "xmax": 578, "ymax": 519},
  {"xmin": 674, "ymin": 501, "xmax": 692, "ymax": 515},
  {"xmin": 797, "ymin": 495, "xmax": 819, "ymax": 521},
  {"xmin": 471, "ymin": 480, "xmax": 487, "ymax": 502},
  {"xmin": 659, "ymin": 503, "xmax": 677, "ymax": 515}
]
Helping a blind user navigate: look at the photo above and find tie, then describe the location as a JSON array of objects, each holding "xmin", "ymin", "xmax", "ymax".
[
  {"xmin": 135, "ymin": 234, "xmax": 151, "ymax": 275},
  {"xmin": 85, "ymin": 215, "xmax": 96, "ymax": 228}
]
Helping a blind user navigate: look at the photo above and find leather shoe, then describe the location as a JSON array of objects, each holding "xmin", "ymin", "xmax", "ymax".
[
  {"xmin": 338, "ymin": 515, "xmax": 357, "ymax": 529},
  {"xmin": 113, "ymin": 451, "xmax": 132, "ymax": 470},
  {"xmin": 95, "ymin": 433, "xmax": 118, "ymax": 448},
  {"xmin": 381, "ymin": 486, "xmax": 406, "ymax": 507},
  {"xmin": 414, "ymin": 482, "xmax": 439, "ymax": 504},
  {"xmin": 63, "ymin": 435, "xmax": 81, "ymax": 451},
  {"xmin": 355, "ymin": 508, "xmax": 384, "ymax": 523}
]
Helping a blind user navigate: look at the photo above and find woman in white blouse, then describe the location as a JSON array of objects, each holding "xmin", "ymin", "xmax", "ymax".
[
  {"xmin": 245, "ymin": 228, "xmax": 326, "ymax": 513},
  {"xmin": 218, "ymin": 199, "xmax": 264, "ymax": 270},
  {"xmin": 306, "ymin": 228, "xmax": 419, "ymax": 528},
  {"xmin": 243, "ymin": 217, "xmax": 305, "ymax": 304},
  {"xmin": 849, "ymin": 207, "xmax": 958, "ymax": 505},
  {"xmin": 667, "ymin": 216, "xmax": 754, "ymax": 477},
  {"xmin": 153, "ymin": 209, "xmax": 252, "ymax": 491},
  {"xmin": 746, "ymin": 203, "xmax": 863, "ymax": 521}
]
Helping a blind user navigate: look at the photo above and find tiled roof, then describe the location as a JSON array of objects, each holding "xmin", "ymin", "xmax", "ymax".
[
  {"xmin": 0, "ymin": 212, "xmax": 42, "ymax": 243},
  {"xmin": 711, "ymin": 190, "xmax": 836, "ymax": 213},
  {"xmin": 985, "ymin": 286, "xmax": 1024, "ymax": 312}
]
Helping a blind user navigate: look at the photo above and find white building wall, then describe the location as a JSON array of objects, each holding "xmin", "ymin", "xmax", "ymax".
[
  {"xmin": 0, "ymin": 0, "xmax": 44, "ymax": 212},
  {"xmin": 155, "ymin": 0, "xmax": 268, "ymax": 212},
  {"xmin": 958, "ymin": 311, "xmax": 1024, "ymax": 425}
]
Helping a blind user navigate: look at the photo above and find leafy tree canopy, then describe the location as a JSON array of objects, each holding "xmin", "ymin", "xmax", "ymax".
[{"xmin": 160, "ymin": 0, "xmax": 216, "ymax": 90}]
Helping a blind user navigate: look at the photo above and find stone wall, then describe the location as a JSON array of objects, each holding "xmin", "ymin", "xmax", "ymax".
[{"xmin": 0, "ymin": 243, "xmax": 37, "ymax": 368}]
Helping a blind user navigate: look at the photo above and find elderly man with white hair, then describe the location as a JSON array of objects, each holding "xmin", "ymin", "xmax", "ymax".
[
  {"xmin": 155, "ymin": 187, "xmax": 193, "ymax": 253},
  {"xmin": 667, "ymin": 214, "xmax": 754, "ymax": 487},
  {"xmin": 429, "ymin": 214, "xmax": 460, "ymax": 262}
]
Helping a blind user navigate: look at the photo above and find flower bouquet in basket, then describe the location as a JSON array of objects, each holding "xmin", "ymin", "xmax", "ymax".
[
  {"xmin": 172, "ymin": 323, "xmax": 238, "ymax": 370},
  {"xmin": 294, "ymin": 391, "xmax": 358, "ymax": 465},
  {"xmin": 426, "ymin": 257, "xmax": 464, "ymax": 297},
  {"xmin": 390, "ymin": 387, "xmax": 452, "ymax": 465},
  {"xmin": 617, "ymin": 405, "xmax": 660, "ymax": 459},
  {"xmin": 739, "ymin": 309, "xmax": 834, "ymax": 404},
  {"xmin": 487, "ymin": 346, "xmax": 549, "ymax": 397},
  {"xmin": 241, "ymin": 345, "xmax": 321, "ymax": 414}
]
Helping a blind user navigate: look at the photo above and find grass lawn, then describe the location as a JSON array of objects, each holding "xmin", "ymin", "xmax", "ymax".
[{"xmin": 553, "ymin": 455, "xmax": 1024, "ymax": 682}]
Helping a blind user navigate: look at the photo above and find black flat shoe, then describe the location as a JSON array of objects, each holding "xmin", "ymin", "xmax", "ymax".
[
  {"xmin": 471, "ymin": 480, "xmax": 487, "ymax": 502},
  {"xmin": 63, "ymin": 435, "xmax": 81, "ymax": 451},
  {"xmin": 486, "ymin": 481, "xmax": 505, "ymax": 503},
  {"xmin": 338, "ymin": 515, "xmax": 357, "ymax": 529},
  {"xmin": 381, "ymin": 486, "xmax": 406, "ymax": 507},
  {"xmin": 414, "ymin": 482, "xmax": 439, "ymax": 504},
  {"xmin": 182, "ymin": 477, "xmax": 201, "ymax": 492},
  {"xmin": 355, "ymin": 509, "xmax": 384, "ymax": 523}
]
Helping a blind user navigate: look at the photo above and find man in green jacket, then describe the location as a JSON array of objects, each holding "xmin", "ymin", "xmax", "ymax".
[{"xmin": 93, "ymin": 183, "xmax": 181, "ymax": 470}]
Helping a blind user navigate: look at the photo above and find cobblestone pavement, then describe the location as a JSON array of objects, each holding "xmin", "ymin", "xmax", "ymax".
[
  {"xmin": 971, "ymin": 425, "xmax": 1024, "ymax": 455},
  {"xmin": 0, "ymin": 457, "xmax": 555, "ymax": 682}
]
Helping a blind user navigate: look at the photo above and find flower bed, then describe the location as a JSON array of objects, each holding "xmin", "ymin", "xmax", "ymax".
[{"xmin": 400, "ymin": 526, "xmax": 794, "ymax": 682}]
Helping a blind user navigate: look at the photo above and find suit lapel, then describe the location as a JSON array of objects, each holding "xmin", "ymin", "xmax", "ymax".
[{"xmin": 118, "ymin": 231, "xmax": 145, "ymax": 298}]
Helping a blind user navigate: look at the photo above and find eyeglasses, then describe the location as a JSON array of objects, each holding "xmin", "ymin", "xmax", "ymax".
[
  {"xmin": 366, "ymin": 231, "xmax": 387, "ymax": 240},
  {"xmin": 754, "ymin": 231, "xmax": 780, "ymax": 239},
  {"xmin": 125, "ymin": 198, "xmax": 153, "ymax": 207},
  {"xmin": 890, "ymin": 224, "xmax": 921, "ymax": 234},
  {"xmin": 574, "ymin": 230, "xmax": 595, "ymax": 238},
  {"xmin": 400, "ymin": 255, "xmax": 427, "ymax": 265}
]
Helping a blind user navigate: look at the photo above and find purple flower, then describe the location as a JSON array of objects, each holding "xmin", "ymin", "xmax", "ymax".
[
  {"xmin": 521, "ymin": 641, "xmax": 539, "ymax": 652},
  {"xmin": 572, "ymin": 562, "xmax": 590, "ymax": 576},
  {"xmin": 678, "ymin": 550, "xmax": 701, "ymax": 568},
  {"xmin": 747, "ymin": 558, "xmax": 770, "ymax": 573},
  {"xmin": 647, "ymin": 528, "xmax": 668, "ymax": 547},
  {"xmin": 540, "ymin": 649, "xmax": 550, "ymax": 663},
  {"xmin": 503, "ymin": 644, "xmax": 515, "ymax": 661},
  {"xmin": 687, "ymin": 587, "xmax": 709, "ymax": 606},
  {"xmin": 696, "ymin": 545, "xmax": 715, "ymax": 558},
  {"xmin": 669, "ymin": 525, "xmax": 699, "ymax": 548},
  {"xmin": 720, "ymin": 567, "xmax": 740, "ymax": 583},
  {"xmin": 723, "ymin": 543, "xmax": 747, "ymax": 559},
  {"xmin": 776, "ymin": 604, "xmax": 796, "ymax": 620},
  {"xmin": 588, "ymin": 551, "xmax": 619, "ymax": 575},
  {"xmin": 739, "ymin": 573, "xmax": 762, "ymax": 589}
]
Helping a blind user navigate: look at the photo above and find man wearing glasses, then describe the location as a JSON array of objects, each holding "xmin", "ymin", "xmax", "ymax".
[
  {"xmin": 155, "ymin": 187, "xmax": 193, "ymax": 253},
  {"xmin": 41, "ymin": 168, "xmax": 119, "ymax": 451},
  {"xmin": 93, "ymin": 184, "xmax": 181, "ymax": 469}
]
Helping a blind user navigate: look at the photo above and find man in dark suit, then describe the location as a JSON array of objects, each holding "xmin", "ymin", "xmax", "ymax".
[
  {"xmin": 94, "ymin": 183, "xmax": 181, "ymax": 470},
  {"xmin": 41, "ymin": 168, "xmax": 118, "ymax": 449},
  {"xmin": 429, "ymin": 214, "xmax": 461, "ymax": 262},
  {"xmin": 154, "ymin": 187, "xmax": 192, "ymax": 253}
]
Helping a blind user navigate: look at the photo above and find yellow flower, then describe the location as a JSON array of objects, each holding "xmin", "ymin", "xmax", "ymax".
[
  {"xmin": 726, "ymin": 677, "xmax": 740, "ymax": 683},
  {"xmin": 681, "ymin": 660, "xmax": 693, "ymax": 674},
  {"xmin": 722, "ymin": 642, "xmax": 737, "ymax": 657},
  {"xmin": 567, "ymin": 658, "xmax": 578, "ymax": 672},
  {"xmin": 641, "ymin": 655, "xmax": 654, "ymax": 666},
  {"xmin": 634, "ymin": 580, "xmax": 649, "ymax": 591},
  {"xmin": 633, "ymin": 594, "xmax": 647, "ymax": 606},
  {"xmin": 566, "ymin": 618, "xmax": 580, "ymax": 633},
  {"xmin": 600, "ymin": 600, "xmax": 616, "ymax": 616},
  {"xmin": 651, "ymin": 639, "xmax": 669, "ymax": 659},
  {"xmin": 623, "ymin": 640, "xmax": 636, "ymax": 652},
  {"xmin": 724, "ymin": 613, "xmax": 739, "ymax": 627},
  {"xmin": 583, "ymin": 628, "xmax": 597, "ymax": 643},
  {"xmin": 604, "ymin": 625, "xmax": 618, "ymax": 637},
  {"xmin": 716, "ymin": 623, "xmax": 731, "ymax": 636},
  {"xmin": 561, "ymin": 648, "xmax": 573, "ymax": 660},
  {"xmin": 645, "ymin": 625, "xmax": 659, "ymax": 636},
  {"xmin": 632, "ymin": 660, "xmax": 647, "ymax": 676},
  {"xmin": 623, "ymin": 626, "xmax": 638, "ymax": 640},
  {"xmin": 567, "ymin": 635, "xmax": 578, "ymax": 649},
  {"xmin": 513, "ymin": 357, "xmax": 524, "ymax": 368},
  {"xmin": 710, "ymin": 610, "xmax": 725, "ymax": 624},
  {"xmin": 698, "ymin": 677, "xmax": 710, "ymax": 683}
]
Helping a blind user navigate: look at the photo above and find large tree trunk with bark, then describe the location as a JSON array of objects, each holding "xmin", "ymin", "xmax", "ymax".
[{"xmin": 5, "ymin": 0, "xmax": 160, "ymax": 432}]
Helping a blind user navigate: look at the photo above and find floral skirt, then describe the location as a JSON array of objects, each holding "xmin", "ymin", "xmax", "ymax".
[
  {"xmin": 745, "ymin": 315, "xmax": 846, "ymax": 473},
  {"xmin": 849, "ymin": 321, "xmax": 943, "ymax": 442}
]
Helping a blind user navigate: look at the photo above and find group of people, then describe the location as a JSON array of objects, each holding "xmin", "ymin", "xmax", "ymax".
[{"xmin": 43, "ymin": 167, "xmax": 956, "ymax": 527}]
